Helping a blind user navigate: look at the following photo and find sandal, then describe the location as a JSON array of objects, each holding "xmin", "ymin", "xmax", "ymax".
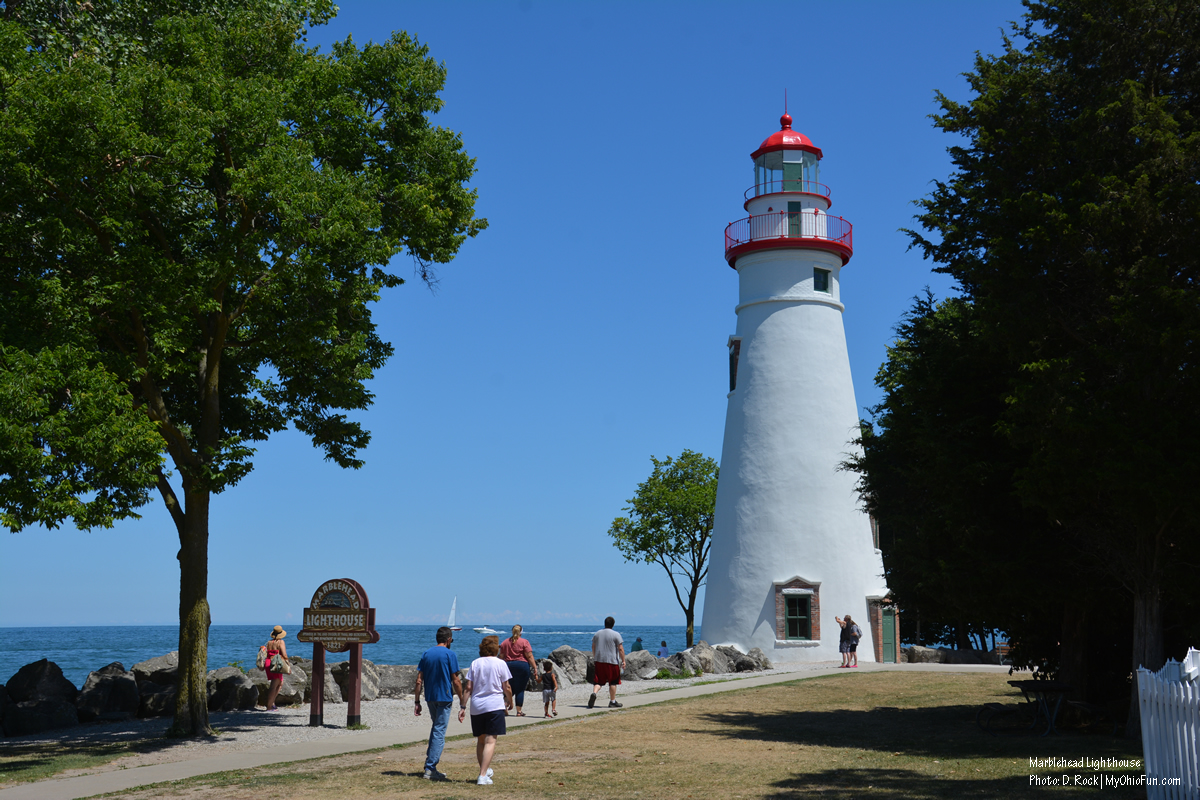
[
  {"xmin": 552, "ymin": 711, "xmax": 558, "ymax": 717},
  {"xmin": 516, "ymin": 711, "xmax": 526, "ymax": 716}
]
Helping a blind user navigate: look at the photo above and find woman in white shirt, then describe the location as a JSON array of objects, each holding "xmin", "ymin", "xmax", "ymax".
[{"xmin": 458, "ymin": 635, "xmax": 513, "ymax": 785}]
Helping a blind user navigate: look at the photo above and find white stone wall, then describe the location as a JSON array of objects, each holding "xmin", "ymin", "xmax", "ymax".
[
  {"xmin": 702, "ymin": 247, "xmax": 888, "ymax": 662},
  {"xmin": 745, "ymin": 193, "xmax": 831, "ymax": 216}
]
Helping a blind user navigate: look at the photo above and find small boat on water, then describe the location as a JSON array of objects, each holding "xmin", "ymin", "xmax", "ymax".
[
  {"xmin": 473, "ymin": 626, "xmax": 501, "ymax": 635},
  {"xmin": 448, "ymin": 597, "xmax": 462, "ymax": 632}
]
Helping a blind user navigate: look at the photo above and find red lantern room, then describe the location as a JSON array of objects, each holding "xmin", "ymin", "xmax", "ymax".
[{"xmin": 724, "ymin": 114, "xmax": 853, "ymax": 269}]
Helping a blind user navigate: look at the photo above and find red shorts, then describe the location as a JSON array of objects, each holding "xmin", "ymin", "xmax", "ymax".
[{"xmin": 594, "ymin": 661, "xmax": 621, "ymax": 686}]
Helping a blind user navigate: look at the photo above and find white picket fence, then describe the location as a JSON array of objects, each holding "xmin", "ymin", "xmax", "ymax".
[{"xmin": 1138, "ymin": 649, "xmax": 1200, "ymax": 800}]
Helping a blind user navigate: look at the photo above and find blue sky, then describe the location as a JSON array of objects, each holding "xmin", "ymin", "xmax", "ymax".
[{"xmin": 0, "ymin": 1, "xmax": 1026, "ymax": 629}]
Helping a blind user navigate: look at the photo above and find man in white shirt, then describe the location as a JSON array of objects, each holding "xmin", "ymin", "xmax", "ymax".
[{"xmin": 589, "ymin": 616, "xmax": 626, "ymax": 709}]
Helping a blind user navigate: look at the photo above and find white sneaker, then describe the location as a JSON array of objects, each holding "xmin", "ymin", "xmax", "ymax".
[
  {"xmin": 486, "ymin": 768, "xmax": 494, "ymax": 778},
  {"xmin": 477, "ymin": 774, "xmax": 493, "ymax": 785}
]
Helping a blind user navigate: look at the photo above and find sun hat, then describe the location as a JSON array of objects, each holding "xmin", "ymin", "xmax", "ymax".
[{"xmin": 272, "ymin": 625, "xmax": 287, "ymax": 639}]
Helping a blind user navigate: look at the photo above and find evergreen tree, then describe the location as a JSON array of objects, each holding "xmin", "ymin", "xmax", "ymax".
[{"xmin": 905, "ymin": 0, "xmax": 1200, "ymax": 734}]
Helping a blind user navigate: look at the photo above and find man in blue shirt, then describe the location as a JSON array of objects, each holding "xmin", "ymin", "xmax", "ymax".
[{"xmin": 414, "ymin": 626, "xmax": 465, "ymax": 780}]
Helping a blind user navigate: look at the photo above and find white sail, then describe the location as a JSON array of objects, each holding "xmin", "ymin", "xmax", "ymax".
[{"xmin": 448, "ymin": 597, "xmax": 461, "ymax": 630}]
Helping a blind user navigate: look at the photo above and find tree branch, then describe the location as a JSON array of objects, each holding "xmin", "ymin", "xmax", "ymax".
[{"xmin": 155, "ymin": 468, "xmax": 186, "ymax": 536}]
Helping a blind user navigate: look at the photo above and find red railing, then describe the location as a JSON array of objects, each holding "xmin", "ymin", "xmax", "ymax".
[
  {"xmin": 744, "ymin": 180, "xmax": 831, "ymax": 201},
  {"xmin": 725, "ymin": 211, "xmax": 853, "ymax": 255}
]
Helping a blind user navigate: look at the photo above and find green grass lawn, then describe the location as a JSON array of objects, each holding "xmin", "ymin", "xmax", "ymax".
[{"xmin": 63, "ymin": 670, "xmax": 1148, "ymax": 800}]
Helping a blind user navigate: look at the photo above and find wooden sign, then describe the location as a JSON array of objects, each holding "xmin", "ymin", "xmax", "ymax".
[{"xmin": 296, "ymin": 578, "xmax": 379, "ymax": 727}]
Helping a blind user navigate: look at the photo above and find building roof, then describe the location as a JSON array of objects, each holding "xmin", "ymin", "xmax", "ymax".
[{"xmin": 751, "ymin": 113, "xmax": 823, "ymax": 161}]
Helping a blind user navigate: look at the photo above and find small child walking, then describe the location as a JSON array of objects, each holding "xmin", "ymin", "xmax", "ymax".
[{"xmin": 541, "ymin": 660, "xmax": 558, "ymax": 717}]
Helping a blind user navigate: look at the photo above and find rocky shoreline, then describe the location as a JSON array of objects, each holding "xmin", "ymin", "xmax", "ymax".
[{"xmin": 0, "ymin": 640, "xmax": 773, "ymax": 738}]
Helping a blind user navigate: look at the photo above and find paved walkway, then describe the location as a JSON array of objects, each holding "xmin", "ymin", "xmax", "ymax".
[{"xmin": 0, "ymin": 662, "xmax": 1010, "ymax": 800}]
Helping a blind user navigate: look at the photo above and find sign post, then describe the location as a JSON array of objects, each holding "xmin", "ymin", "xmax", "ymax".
[{"xmin": 296, "ymin": 578, "xmax": 379, "ymax": 727}]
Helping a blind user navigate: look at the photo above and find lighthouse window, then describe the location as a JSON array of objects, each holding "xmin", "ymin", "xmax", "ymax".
[
  {"xmin": 786, "ymin": 596, "xmax": 811, "ymax": 640},
  {"xmin": 728, "ymin": 337, "xmax": 742, "ymax": 392},
  {"xmin": 814, "ymin": 268, "xmax": 831, "ymax": 294},
  {"xmin": 754, "ymin": 154, "xmax": 783, "ymax": 195}
]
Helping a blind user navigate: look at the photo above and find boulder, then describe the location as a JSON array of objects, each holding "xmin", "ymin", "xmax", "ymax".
[
  {"xmin": 717, "ymin": 645, "xmax": 760, "ymax": 672},
  {"xmin": 942, "ymin": 648, "xmax": 999, "ymax": 665},
  {"xmin": 377, "ymin": 665, "xmax": 418, "ymax": 699},
  {"xmin": 0, "ymin": 685, "xmax": 11, "ymax": 729},
  {"xmin": 289, "ymin": 658, "xmax": 314, "ymax": 692},
  {"xmin": 747, "ymin": 648, "xmax": 773, "ymax": 671},
  {"xmin": 3, "ymin": 699, "xmax": 79, "ymax": 736},
  {"xmin": 6, "ymin": 659, "xmax": 78, "ymax": 704},
  {"xmin": 904, "ymin": 645, "xmax": 942, "ymax": 664},
  {"xmin": 137, "ymin": 681, "xmax": 177, "ymax": 718},
  {"xmin": 688, "ymin": 641, "xmax": 730, "ymax": 674},
  {"xmin": 622, "ymin": 650, "xmax": 660, "ymax": 681},
  {"xmin": 76, "ymin": 662, "xmax": 139, "ymax": 722},
  {"xmin": 206, "ymin": 666, "xmax": 259, "ymax": 712},
  {"xmin": 666, "ymin": 650, "xmax": 702, "ymax": 676},
  {"xmin": 131, "ymin": 652, "xmax": 179, "ymax": 687},
  {"xmin": 247, "ymin": 666, "xmax": 307, "ymax": 706},
  {"xmin": 548, "ymin": 646, "xmax": 591, "ymax": 685},
  {"xmin": 303, "ymin": 665, "xmax": 343, "ymax": 704},
  {"xmin": 331, "ymin": 659, "xmax": 379, "ymax": 702}
]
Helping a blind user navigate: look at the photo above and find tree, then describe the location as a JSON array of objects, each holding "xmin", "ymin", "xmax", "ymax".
[
  {"xmin": 845, "ymin": 292, "xmax": 1094, "ymax": 688},
  {"xmin": 0, "ymin": 0, "xmax": 486, "ymax": 736},
  {"xmin": 908, "ymin": 0, "xmax": 1200, "ymax": 734},
  {"xmin": 609, "ymin": 450, "xmax": 717, "ymax": 647}
]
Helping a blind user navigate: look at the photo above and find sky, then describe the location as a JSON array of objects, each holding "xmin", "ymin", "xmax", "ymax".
[{"xmin": 0, "ymin": 0, "xmax": 1028, "ymax": 629}]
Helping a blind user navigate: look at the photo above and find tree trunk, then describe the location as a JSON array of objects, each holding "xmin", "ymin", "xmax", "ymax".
[
  {"xmin": 955, "ymin": 622, "xmax": 970, "ymax": 651},
  {"xmin": 1125, "ymin": 582, "xmax": 1163, "ymax": 739},
  {"xmin": 685, "ymin": 587, "xmax": 697, "ymax": 647},
  {"xmin": 1058, "ymin": 602, "xmax": 1087, "ymax": 702},
  {"xmin": 168, "ymin": 489, "xmax": 213, "ymax": 737}
]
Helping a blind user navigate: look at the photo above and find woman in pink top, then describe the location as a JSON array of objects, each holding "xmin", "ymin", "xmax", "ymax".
[{"xmin": 498, "ymin": 624, "xmax": 539, "ymax": 716}]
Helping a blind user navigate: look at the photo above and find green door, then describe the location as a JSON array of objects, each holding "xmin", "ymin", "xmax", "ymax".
[
  {"xmin": 788, "ymin": 201, "xmax": 803, "ymax": 237},
  {"xmin": 783, "ymin": 161, "xmax": 804, "ymax": 192},
  {"xmin": 882, "ymin": 609, "xmax": 897, "ymax": 663}
]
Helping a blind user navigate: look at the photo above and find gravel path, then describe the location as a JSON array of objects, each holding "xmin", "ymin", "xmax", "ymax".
[{"xmin": 0, "ymin": 660, "xmax": 836, "ymax": 773}]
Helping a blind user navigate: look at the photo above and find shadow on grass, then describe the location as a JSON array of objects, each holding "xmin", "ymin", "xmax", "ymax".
[
  {"xmin": 0, "ymin": 739, "xmax": 175, "ymax": 784},
  {"xmin": 691, "ymin": 705, "xmax": 1137, "ymax": 761},
  {"xmin": 762, "ymin": 767, "xmax": 1124, "ymax": 799},
  {"xmin": 0, "ymin": 706, "xmax": 319, "ymax": 784}
]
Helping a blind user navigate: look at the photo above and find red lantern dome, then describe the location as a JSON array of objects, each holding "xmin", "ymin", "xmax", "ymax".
[{"xmin": 750, "ymin": 113, "xmax": 823, "ymax": 161}]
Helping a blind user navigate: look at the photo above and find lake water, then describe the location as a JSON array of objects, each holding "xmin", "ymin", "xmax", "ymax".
[{"xmin": 0, "ymin": 624, "xmax": 699, "ymax": 688}]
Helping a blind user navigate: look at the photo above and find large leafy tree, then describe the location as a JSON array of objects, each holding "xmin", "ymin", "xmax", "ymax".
[
  {"xmin": 609, "ymin": 450, "xmax": 717, "ymax": 647},
  {"xmin": 907, "ymin": 0, "xmax": 1200, "ymax": 734},
  {"xmin": 847, "ymin": 294, "xmax": 1095, "ymax": 688},
  {"xmin": 0, "ymin": 0, "xmax": 486, "ymax": 735}
]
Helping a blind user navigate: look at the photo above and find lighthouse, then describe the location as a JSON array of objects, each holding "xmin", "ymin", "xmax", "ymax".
[{"xmin": 700, "ymin": 114, "xmax": 892, "ymax": 663}]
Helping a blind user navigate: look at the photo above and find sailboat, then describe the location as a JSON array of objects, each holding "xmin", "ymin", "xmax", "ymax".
[{"xmin": 447, "ymin": 596, "xmax": 462, "ymax": 631}]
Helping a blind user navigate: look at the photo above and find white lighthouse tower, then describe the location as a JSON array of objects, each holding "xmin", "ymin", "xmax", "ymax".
[{"xmin": 701, "ymin": 113, "xmax": 890, "ymax": 663}]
